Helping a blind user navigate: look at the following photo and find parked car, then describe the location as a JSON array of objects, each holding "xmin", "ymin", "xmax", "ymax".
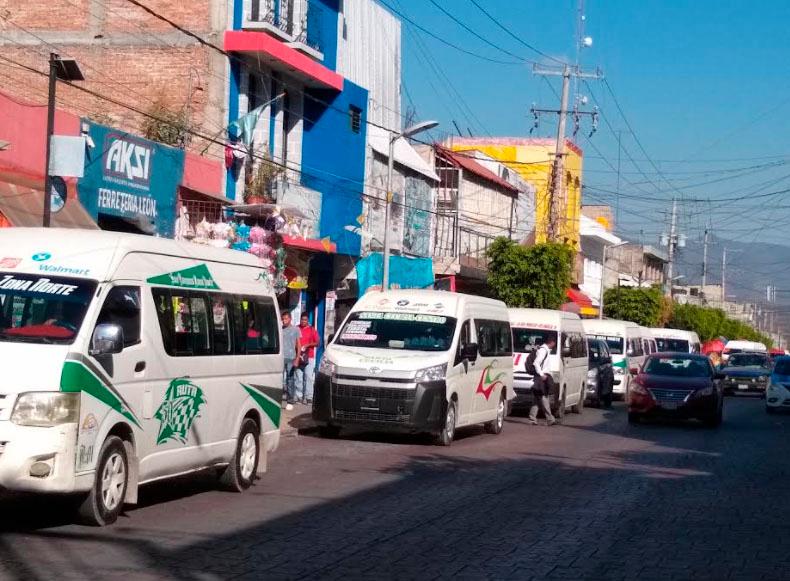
[
  {"xmin": 586, "ymin": 338, "xmax": 615, "ymax": 407},
  {"xmin": 766, "ymin": 356, "xmax": 790, "ymax": 413},
  {"xmin": 719, "ymin": 352, "xmax": 771, "ymax": 395},
  {"xmin": 628, "ymin": 353, "xmax": 724, "ymax": 427}
]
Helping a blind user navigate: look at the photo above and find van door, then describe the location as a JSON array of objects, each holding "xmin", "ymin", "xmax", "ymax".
[
  {"xmin": 564, "ymin": 329, "xmax": 588, "ymax": 410},
  {"xmin": 451, "ymin": 320, "xmax": 476, "ymax": 426},
  {"xmin": 472, "ymin": 319, "xmax": 509, "ymax": 421}
]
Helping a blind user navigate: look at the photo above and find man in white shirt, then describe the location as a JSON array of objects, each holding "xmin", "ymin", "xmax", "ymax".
[{"xmin": 528, "ymin": 337, "xmax": 558, "ymax": 426}]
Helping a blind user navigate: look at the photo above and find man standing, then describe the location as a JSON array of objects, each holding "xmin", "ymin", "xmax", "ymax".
[
  {"xmin": 281, "ymin": 311, "xmax": 301, "ymax": 411},
  {"xmin": 528, "ymin": 337, "xmax": 558, "ymax": 426},
  {"xmin": 296, "ymin": 312, "xmax": 320, "ymax": 404}
]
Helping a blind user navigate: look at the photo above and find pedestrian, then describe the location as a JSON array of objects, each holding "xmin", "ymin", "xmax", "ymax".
[
  {"xmin": 281, "ymin": 311, "xmax": 301, "ymax": 411},
  {"xmin": 296, "ymin": 312, "xmax": 320, "ymax": 405},
  {"xmin": 528, "ymin": 337, "xmax": 558, "ymax": 426}
]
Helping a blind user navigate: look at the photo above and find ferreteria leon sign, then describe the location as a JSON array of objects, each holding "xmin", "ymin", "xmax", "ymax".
[{"xmin": 78, "ymin": 121, "xmax": 185, "ymax": 238}]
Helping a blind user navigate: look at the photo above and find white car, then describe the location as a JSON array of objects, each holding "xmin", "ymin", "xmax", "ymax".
[{"xmin": 766, "ymin": 357, "xmax": 790, "ymax": 414}]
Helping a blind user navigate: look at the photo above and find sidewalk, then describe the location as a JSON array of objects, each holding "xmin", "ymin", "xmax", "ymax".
[{"xmin": 280, "ymin": 401, "xmax": 317, "ymax": 437}]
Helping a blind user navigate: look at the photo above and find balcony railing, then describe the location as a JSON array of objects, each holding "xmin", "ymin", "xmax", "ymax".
[{"xmin": 245, "ymin": 0, "xmax": 323, "ymax": 55}]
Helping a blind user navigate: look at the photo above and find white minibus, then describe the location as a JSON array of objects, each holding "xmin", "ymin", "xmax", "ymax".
[
  {"xmin": 509, "ymin": 309, "xmax": 588, "ymax": 417},
  {"xmin": 0, "ymin": 228, "xmax": 282, "ymax": 525},
  {"xmin": 723, "ymin": 340, "xmax": 768, "ymax": 363},
  {"xmin": 582, "ymin": 319, "xmax": 646, "ymax": 398},
  {"xmin": 314, "ymin": 290, "xmax": 514, "ymax": 445},
  {"xmin": 650, "ymin": 328, "xmax": 701, "ymax": 353}
]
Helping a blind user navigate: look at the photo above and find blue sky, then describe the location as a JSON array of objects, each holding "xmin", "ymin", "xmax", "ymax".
[{"xmin": 393, "ymin": 0, "xmax": 790, "ymax": 246}]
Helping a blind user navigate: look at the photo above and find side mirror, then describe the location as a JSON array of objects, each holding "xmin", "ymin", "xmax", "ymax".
[
  {"xmin": 561, "ymin": 347, "xmax": 572, "ymax": 358},
  {"xmin": 603, "ymin": 356, "xmax": 612, "ymax": 364},
  {"xmin": 462, "ymin": 342, "xmax": 479, "ymax": 361},
  {"xmin": 90, "ymin": 323, "xmax": 124, "ymax": 356}
]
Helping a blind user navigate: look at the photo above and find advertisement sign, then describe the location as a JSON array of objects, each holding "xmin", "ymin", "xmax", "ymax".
[{"xmin": 78, "ymin": 121, "xmax": 185, "ymax": 238}]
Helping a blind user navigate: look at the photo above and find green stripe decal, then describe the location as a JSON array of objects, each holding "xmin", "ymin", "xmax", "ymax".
[
  {"xmin": 242, "ymin": 383, "xmax": 282, "ymax": 428},
  {"xmin": 613, "ymin": 359, "xmax": 627, "ymax": 368},
  {"xmin": 61, "ymin": 360, "xmax": 141, "ymax": 428}
]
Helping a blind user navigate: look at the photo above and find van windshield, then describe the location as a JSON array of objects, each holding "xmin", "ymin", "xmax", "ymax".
[
  {"xmin": 0, "ymin": 272, "xmax": 97, "ymax": 345},
  {"xmin": 335, "ymin": 312, "xmax": 457, "ymax": 352},
  {"xmin": 512, "ymin": 328, "xmax": 558, "ymax": 354},
  {"xmin": 655, "ymin": 338, "xmax": 690, "ymax": 353},
  {"xmin": 589, "ymin": 334, "xmax": 624, "ymax": 355}
]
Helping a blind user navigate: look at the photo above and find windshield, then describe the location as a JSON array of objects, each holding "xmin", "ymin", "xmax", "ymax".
[
  {"xmin": 335, "ymin": 311, "xmax": 457, "ymax": 351},
  {"xmin": 512, "ymin": 328, "xmax": 557, "ymax": 354},
  {"xmin": 644, "ymin": 356, "xmax": 711, "ymax": 378},
  {"xmin": 589, "ymin": 334, "xmax": 624, "ymax": 355},
  {"xmin": 774, "ymin": 360, "xmax": 790, "ymax": 375},
  {"xmin": 0, "ymin": 273, "xmax": 97, "ymax": 345},
  {"xmin": 728, "ymin": 354, "xmax": 769, "ymax": 368},
  {"xmin": 655, "ymin": 338, "xmax": 690, "ymax": 352}
]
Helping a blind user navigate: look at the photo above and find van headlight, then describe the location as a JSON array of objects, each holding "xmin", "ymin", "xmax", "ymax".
[
  {"xmin": 318, "ymin": 357, "xmax": 336, "ymax": 376},
  {"xmin": 11, "ymin": 392, "xmax": 80, "ymax": 427},
  {"xmin": 415, "ymin": 364, "xmax": 447, "ymax": 382}
]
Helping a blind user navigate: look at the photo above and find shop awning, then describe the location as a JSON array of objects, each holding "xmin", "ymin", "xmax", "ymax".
[
  {"xmin": 565, "ymin": 288, "xmax": 598, "ymax": 317},
  {"xmin": 282, "ymin": 235, "xmax": 336, "ymax": 253},
  {"xmin": 0, "ymin": 179, "xmax": 97, "ymax": 229}
]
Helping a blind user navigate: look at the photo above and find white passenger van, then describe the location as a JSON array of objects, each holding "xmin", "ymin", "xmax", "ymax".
[
  {"xmin": 723, "ymin": 339, "xmax": 768, "ymax": 363},
  {"xmin": 640, "ymin": 326, "xmax": 658, "ymax": 355},
  {"xmin": 650, "ymin": 328, "xmax": 701, "ymax": 353},
  {"xmin": 0, "ymin": 228, "xmax": 282, "ymax": 525},
  {"xmin": 582, "ymin": 319, "xmax": 646, "ymax": 398},
  {"xmin": 509, "ymin": 309, "xmax": 588, "ymax": 417},
  {"xmin": 314, "ymin": 290, "xmax": 513, "ymax": 445}
]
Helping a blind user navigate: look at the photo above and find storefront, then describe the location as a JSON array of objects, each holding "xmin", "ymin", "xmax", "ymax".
[{"xmin": 0, "ymin": 172, "xmax": 97, "ymax": 230}]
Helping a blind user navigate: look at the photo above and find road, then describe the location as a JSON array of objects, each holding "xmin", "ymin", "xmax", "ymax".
[{"xmin": 2, "ymin": 396, "xmax": 789, "ymax": 580}]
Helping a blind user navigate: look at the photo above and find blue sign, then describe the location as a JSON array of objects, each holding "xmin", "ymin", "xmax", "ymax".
[
  {"xmin": 355, "ymin": 252, "xmax": 434, "ymax": 297},
  {"xmin": 78, "ymin": 121, "xmax": 185, "ymax": 238}
]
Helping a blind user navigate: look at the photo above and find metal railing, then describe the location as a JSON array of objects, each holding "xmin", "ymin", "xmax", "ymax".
[{"xmin": 246, "ymin": 0, "xmax": 323, "ymax": 53}]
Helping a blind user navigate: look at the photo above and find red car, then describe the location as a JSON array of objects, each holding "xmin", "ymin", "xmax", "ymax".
[{"xmin": 628, "ymin": 353, "xmax": 724, "ymax": 427}]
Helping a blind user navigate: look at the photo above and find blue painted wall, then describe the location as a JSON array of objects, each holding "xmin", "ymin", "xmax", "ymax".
[
  {"xmin": 232, "ymin": 0, "xmax": 243, "ymax": 30},
  {"xmin": 225, "ymin": 60, "xmax": 242, "ymax": 200},
  {"xmin": 302, "ymin": 79, "xmax": 368, "ymax": 256},
  {"xmin": 313, "ymin": 0, "xmax": 339, "ymax": 70}
]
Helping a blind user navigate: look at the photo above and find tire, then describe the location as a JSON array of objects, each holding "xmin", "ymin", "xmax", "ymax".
[
  {"xmin": 78, "ymin": 436, "xmax": 129, "ymax": 526},
  {"xmin": 220, "ymin": 418, "xmax": 260, "ymax": 492},
  {"xmin": 628, "ymin": 412, "xmax": 641, "ymax": 425},
  {"xmin": 319, "ymin": 424, "xmax": 341, "ymax": 438},
  {"xmin": 436, "ymin": 399, "xmax": 457, "ymax": 446},
  {"xmin": 572, "ymin": 384, "xmax": 585, "ymax": 414},
  {"xmin": 484, "ymin": 391, "xmax": 506, "ymax": 434}
]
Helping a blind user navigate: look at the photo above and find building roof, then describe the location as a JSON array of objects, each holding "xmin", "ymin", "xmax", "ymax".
[
  {"xmin": 368, "ymin": 125, "xmax": 440, "ymax": 181},
  {"xmin": 580, "ymin": 214, "xmax": 621, "ymax": 245},
  {"xmin": 434, "ymin": 146, "xmax": 518, "ymax": 194},
  {"xmin": 449, "ymin": 137, "xmax": 584, "ymax": 157}
]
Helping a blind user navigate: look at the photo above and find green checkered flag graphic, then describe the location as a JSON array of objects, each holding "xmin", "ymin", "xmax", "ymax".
[{"xmin": 155, "ymin": 378, "xmax": 207, "ymax": 445}]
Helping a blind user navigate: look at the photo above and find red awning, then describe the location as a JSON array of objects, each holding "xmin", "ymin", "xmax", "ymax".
[
  {"xmin": 566, "ymin": 288, "xmax": 593, "ymax": 308},
  {"xmin": 565, "ymin": 288, "xmax": 597, "ymax": 317},
  {"xmin": 702, "ymin": 339, "xmax": 726, "ymax": 354},
  {"xmin": 282, "ymin": 235, "xmax": 336, "ymax": 253}
]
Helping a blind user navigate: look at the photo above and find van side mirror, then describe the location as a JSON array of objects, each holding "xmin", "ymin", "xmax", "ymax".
[
  {"xmin": 90, "ymin": 323, "xmax": 124, "ymax": 356},
  {"xmin": 462, "ymin": 342, "xmax": 478, "ymax": 362},
  {"xmin": 603, "ymin": 356, "xmax": 612, "ymax": 364}
]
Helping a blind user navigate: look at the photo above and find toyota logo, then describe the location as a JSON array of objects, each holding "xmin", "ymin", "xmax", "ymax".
[{"xmin": 369, "ymin": 366, "xmax": 382, "ymax": 374}]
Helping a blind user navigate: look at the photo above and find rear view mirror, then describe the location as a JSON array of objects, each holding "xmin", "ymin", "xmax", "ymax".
[
  {"xmin": 462, "ymin": 342, "xmax": 479, "ymax": 361},
  {"xmin": 90, "ymin": 323, "xmax": 124, "ymax": 356}
]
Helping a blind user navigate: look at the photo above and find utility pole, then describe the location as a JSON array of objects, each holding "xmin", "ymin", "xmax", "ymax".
[
  {"xmin": 615, "ymin": 130, "xmax": 623, "ymax": 227},
  {"xmin": 721, "ymin": 246, "xmax": 727, "ymax": 307},
  {"xmin": 701, "ymin": 227, "xmax": 709, "ymax": 301},
  {"xmin": 665, "ymin": 199, "xmax": 678, "ymax": 298}
]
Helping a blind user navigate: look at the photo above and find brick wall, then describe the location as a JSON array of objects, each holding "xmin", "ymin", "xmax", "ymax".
[{"xmin": 0, "ymin": 0, "xmax": 228, "ymax": 158}]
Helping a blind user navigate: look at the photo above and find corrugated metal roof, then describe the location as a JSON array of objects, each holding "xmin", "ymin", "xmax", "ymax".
[{"xmin": 435, "ymin": 146, "xmax": 518, "ymax": 193}]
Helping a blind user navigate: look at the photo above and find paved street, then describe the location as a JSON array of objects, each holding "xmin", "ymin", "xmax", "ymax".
[{"xmin": 2, "ymin": 396, "xmax": 789, "ymax": 580}]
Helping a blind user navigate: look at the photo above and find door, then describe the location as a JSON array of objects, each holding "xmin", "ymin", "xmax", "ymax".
[
  {"xmin": 472, "ymin": 318, "xmax": 510, "ymax": 421},
  {"xmin": 451, "ymin": 319, "xmax": 476, "ymax": 426},
  {"xmin": 566, "ymin": 330, "xmax": 588, "ymax": 407}
]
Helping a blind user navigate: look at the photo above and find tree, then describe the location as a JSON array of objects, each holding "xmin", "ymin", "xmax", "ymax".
[
  {"xmin": 141, "ymin": 98, "xmax": 189, "ymax": 148},
  {"xmin": 486, "ymin": 238, "xmax": 573, "ymax": 309},
  {"xmin": 603, "ymin": 286, "xmax": 665, "ymax": 327},
  {"xmin": 668, "ymin": 303, "xmax": 772, "ymax": 346}
]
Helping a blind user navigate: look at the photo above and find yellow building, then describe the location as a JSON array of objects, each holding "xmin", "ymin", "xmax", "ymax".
[{"xmin": 449, "ymin": 138, "xmax": 584, "ymax": 249}]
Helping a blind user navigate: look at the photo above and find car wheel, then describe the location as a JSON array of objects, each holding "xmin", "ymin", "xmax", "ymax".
[
  {"xmin": 628, "ymin": 412, "xmax": 641, "ymax": 425},
  {"xmin": 319, "ymin": 424, "xmax": 342, "ymax": 438},
  {"xmin": 436, "ymin": 400, "xmax": 457, "ymax": 446},
  {"xmin": 485, "ymin": 390, "xmax": 506, "ymax": 434},
  {"xmin": 572, "ymin": 384, "xmax": 585, "ymax": 414},
  {"xmin": 78, "ymin": 436, "xmax": 128, "ymax": 526},
  {"xmin": 220, "ymin": 418, "xmax": 260, "ymax": 492}
]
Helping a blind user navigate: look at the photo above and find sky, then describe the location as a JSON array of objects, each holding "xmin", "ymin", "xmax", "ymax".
[{"xmin": 392, "ymin": 0, "xmax": 790, "ymax": 250}]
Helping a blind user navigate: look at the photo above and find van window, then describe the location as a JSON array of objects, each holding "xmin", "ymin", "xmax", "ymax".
[
  {"xmin": 655, "ymin": 338, "xmax": 689, "ymax": 353},
  {"xmin": 512, "ymin": 327, "xmax": 558, "ymax": 354},
  {"xmin": 456, "ymin": 320, "xmax": 471, "ymax": 363},
  {"xmin": 189, "ymin": 295, "xmax": 211, "ymax": 356},
  {"xmin": 335, "ymin": 311, "xmax": 457, "ymax": 352},
  {"xmin": 589, "ymin": 334, "xmax": 624, "ymax": 355},
  {"xmin": 211, "ymin": 297, "xmax": 232, "ymax": 355},
  {"xmin": 562, "ymin": 332, "xmax": 587, "ymax": 358},
  {"xmin": 627, "ymin": 338, "xmax": 644, "ymax": 357},
  {"xmin": 254, "ymin": 299, "xmax": 279, "ymax": 354},
  {"xmin": 475, "ymin": 319, "xmax": 512, "ymax": 357},
  {"xmin": 96, "ymin": 286, "xmax": 141, "ymax": 347}
]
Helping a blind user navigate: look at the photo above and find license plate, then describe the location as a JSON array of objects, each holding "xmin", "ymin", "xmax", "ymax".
[
  {"xmin": 738, "ymin": 384, "xmax": 748, "ymax": 390},
  {"xmin": 662, "ymin": 401, "xmax": 678, "ymax": 410}
]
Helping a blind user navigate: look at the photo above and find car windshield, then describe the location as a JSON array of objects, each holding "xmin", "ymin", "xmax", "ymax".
[
  {"xmin": 728, "ymin": 354, "xmax": 769, "ymax": 367},
  {"xmin": 589, "ymin": 334, "xmax": 624, "ymax": 354},
  {"xmin": 335, "ymin": 311, "xmax": 457, "ymax": 351},
  {"xmin": 774, "ymin": 360, "xmax": 790, "ymax": 375},
  {"xmin": 0, "ymin": 272, "xmax": 97, "ymax": 345},
  {"xmin": 655, "ymin": 338, "xmax": 690, "ymax": 352},
  {"xmin": 644, "ymin": 356, "xmax": 711, "ymax": 378},
  {"xmin": 587, "ymin": 340, "xmax": 607, "ymax": 360},
  {"xmin": 512, "ymin": 327, "xmax": 558, "ymax": 354}
]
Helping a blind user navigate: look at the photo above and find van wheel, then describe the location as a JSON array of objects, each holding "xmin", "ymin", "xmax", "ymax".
[
  {"xmin": 220, "ymin": 418, "xmax": 260, "ymax": 492},
  {"xmin": 485, "ymin": 391, "xmax": 506, "ymax": 435},
  {"xmin": 436, "ymin": 400, "xmax": 457, "ymax": 446},
  {"xmin": 78, "ymin": 436, "xmax": 128, "ymax": 526},
  {"xmin": 572, "ymin": 384, "xmax": 585, "ymax": 414}
]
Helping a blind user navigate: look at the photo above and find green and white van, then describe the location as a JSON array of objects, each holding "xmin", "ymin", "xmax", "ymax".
[
  {"xmin": 582, "ymin": 319, "xmax": 646, "ymax": 399},
  {"xmin": 0, "ymin": 228, "xmax": 283, "ymax": 525}
]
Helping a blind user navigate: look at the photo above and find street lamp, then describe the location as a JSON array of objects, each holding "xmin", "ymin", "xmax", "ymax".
[
  {"xmin": 43, "ymin": 53, "xmax": 84, "ymax": 228},
  {"xmin": 598, "ymin": 240, "xmax": 628, "ymax": 319},
  {"xmin": 381, "ymin": 120, "xmax": 439, "ymax": 291}
]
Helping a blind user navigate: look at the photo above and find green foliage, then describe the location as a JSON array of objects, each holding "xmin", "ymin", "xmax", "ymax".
[
  {"xmin": 141, "ymin": 99, "xmax": 189, "ymax": 148},
  {"xmin": 669, "ymin": 303, "xmax": 772, "ymax": 347},
  {"xmin": 603, "ymin": 286, "xmax": 665, "ymax": 327},
  {"xmin": 486, "ymin": 239, "xmax": 573, "ymax": 308}
]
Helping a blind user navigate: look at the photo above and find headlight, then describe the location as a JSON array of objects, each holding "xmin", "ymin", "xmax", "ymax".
[
  {"xmin": 318, "ymin": 357, "xmax": 337, "ymax": 376},
  {"xmin": 696, "ymin": 386, "xmax": 714, "ymax": 396},
  {"xmin": 587, "ymin": 369, "xmax": 597, "ymax": 379},
  {"xmin": 415, "ymin": 363, "xmax": 447, "ymax": 382},
  {"xmin": 11, "ymin": 392, "xmax": 80, "ymax": 427}
]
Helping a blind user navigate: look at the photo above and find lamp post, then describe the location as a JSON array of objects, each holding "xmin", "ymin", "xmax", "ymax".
[
  {"xmin": 43, "ymin": 53, "xmax": 84, "ymax": 227},
  {"xmin": 599, "ymin": 241, "xmax": 628, "ymax": 319},
  {"xmin": 381, "ymin": 120, "xmax": 439, "ymax": 291}
]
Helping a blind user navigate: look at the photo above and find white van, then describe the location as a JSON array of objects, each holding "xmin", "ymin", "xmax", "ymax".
[
  {"xmin": 314, "ymin": 290, "xmax": 514, "ymax": 445},
  {"xmin": 0, "ymin": 228, "xmax": 282, "ymax": 525},
  {"xmin": 723, "ymin": 339, "xmax": 768, "ymax": 363},
  {"xmin": 640, "ymin": 326, "xmax": 658, "ymax": 355},
  {"xmin": 582, "ymin": 319, "xmax": 646, "ymax": 398},
  {"xmin": 650, "ymin": 328, "xmax": 701, "ymax": 353},
  {"xmin": 509, "ymin": 309, "xmax": 588, "ymax": 417}
]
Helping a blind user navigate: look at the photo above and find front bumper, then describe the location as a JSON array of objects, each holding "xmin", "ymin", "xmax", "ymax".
[
  {"xmin": 0, "ymin": 421, "xmax": 89, "ymax": 493},
  {"xmin": 722, "ymin": 378, "xmax": 768, "ymax": 393},
  {"xmin": 312, "ymin": 373, "xmax": 447, "ymax": 433},
  {"xmin": 629, "ymin": 392, "xmax": 719, "ymax": 419}
]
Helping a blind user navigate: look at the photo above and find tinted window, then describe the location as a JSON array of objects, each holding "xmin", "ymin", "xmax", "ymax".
[
  {"xmin": 476, "ymin": 319, "xmax": 512, "ymax": 357},
  {"xmin": 211, "ymin": 297, "xmax": 231, "ymax": 355},
  {"xmin": 335, "ymin": 312, "xmax": 457, "ymax": 352},
  {"xmin": 644, "ymin": 356, "xmax": 712, "ymax": 378},
  {"xmin": 728, "ymin": 354, "xmax": 769, "ymax": 367},
  {"xmin": 589, "ymin": 334, "xmax": 624, "ymax": 355},
  {"xmin": 656, "ymin": 338, "xmax": 690, "ymax": 352},
  {"xmin": 562, "ymin": 332, "xmax": 587, "ymax": 358},
  {"xmin": 512, "ymin": 327, "xmax": 558, "ymax": 354},
  {"xmin": 96, "ymin": 286, "xmax": 141, "ymax": 347}
]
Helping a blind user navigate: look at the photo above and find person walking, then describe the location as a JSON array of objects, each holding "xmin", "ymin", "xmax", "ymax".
[
  {"xmin": 528, "ymin": 337, "xmax": 558, "ymax": 426},
  {"xmin": 296, "ymin": 313, "xmax": 320, "ymax": 405},
  {"xmin": 281, "ymin": 311, "xmax": 301, "ymax": 411}
]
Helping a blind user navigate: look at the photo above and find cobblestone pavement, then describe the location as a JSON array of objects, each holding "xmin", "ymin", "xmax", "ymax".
[{"xmin": 2, "ymin": 396, "xmax": 789, "ymax": 580}]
